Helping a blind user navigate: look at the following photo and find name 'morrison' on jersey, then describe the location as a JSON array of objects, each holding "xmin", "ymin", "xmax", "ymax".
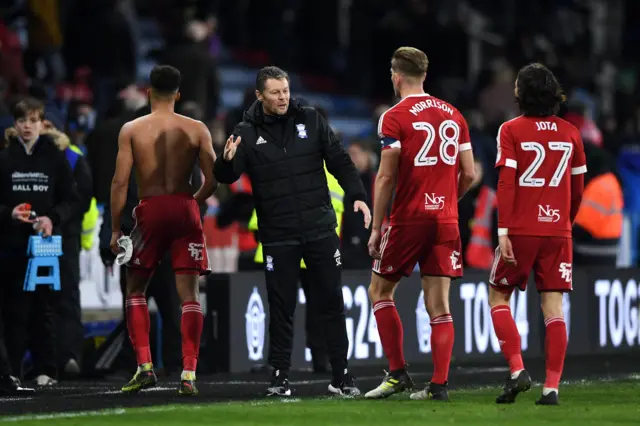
[
  {"xmin": 495, "ymin": 116, "xmax": 587, "ymax": 237},
  {"xmin": 377, "ymin": 94, "xmax": 472, "ymax": 226}
]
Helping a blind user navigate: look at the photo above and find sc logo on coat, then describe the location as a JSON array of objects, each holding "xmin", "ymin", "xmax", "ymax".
[{"xmin": 245, "ymin": 287, "xmax": 266, "ymax": 361}]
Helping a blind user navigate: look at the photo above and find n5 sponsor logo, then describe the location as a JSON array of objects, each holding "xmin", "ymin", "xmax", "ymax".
[
  {"xmin": 595, "ymin": 279, "xmax": 640, "ymax": 348},
  {"xmin": 424, "ymin": 193, "xmax": 445, "ymax": 210},
  {"xmin": 459, "ymin": 282, "xmax": 529, "ymax": 354},
  {"xmin": 538, "ymin": 205, "xmax": 560, "ymax": 223}
]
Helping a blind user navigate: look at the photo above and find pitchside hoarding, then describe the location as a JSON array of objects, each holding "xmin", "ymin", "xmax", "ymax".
[{"xmin": 203, "ymin": 268, "xmax": 640, "ymax": 373}]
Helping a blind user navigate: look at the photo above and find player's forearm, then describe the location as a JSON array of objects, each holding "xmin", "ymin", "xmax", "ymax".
[
  {"xmin": 194, "ymin": 178, "xmax": 218, "ymax": 205},
  {"xmin": 496, "ymin": 166, "xmax": 516, "ymax": 233},
  {"xmin": 570, "ymin": 174, "xmax": 585, "ymax": 224},
  {"xmin": 110, "ymin": 182, "xmax": 127, "ymax": 232},
  {"xmin": 372, "ymin": 175, "xmax": 394, "ymax": 230},
  {"xmin": 457, "ymin": 171, "xmax": 475, "ymax": 200}
]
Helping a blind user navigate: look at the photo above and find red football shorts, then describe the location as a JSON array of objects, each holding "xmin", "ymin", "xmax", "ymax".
[
  {"xmin": 490, "ymin": 236, "xmax": 573, "ymax": 293},
  {"xmin": 372, "ymin": 223, "xmax": 462, "ymax": 282},
  {"xmin": 128, "ymin": 193, "xmax": 210, "ymax": 276}
]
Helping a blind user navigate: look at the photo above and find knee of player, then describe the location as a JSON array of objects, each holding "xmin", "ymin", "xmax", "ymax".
[
  {"xmin": 540, "ymin": 292, "xmax": 564, "ymax": 320},
  {"xmin": 126, "ymin": 270, "xmax": 150, "ymax": 295},
  {"xmin": 175, "ymin": 271, "xmax": 201, "ymax": 301},
  {"xmin": 425, "ymin": 298, "xmax": 449, "ymax": 318},
  {"xmin": 368, "ymin": 281, "xmax": 393, "ymax": 303},
  {"xmin": 488, "ymin": 286, "xmax": 512, "ymax": 308}
]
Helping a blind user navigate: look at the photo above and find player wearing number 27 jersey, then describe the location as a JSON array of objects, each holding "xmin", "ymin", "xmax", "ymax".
[
  {"xmin": 489, "ymin": 63, "xmax": 586, "ymax": 407},
  {"xmin": 364, "ymin": 47, "xmax": 476, "ymax": 402}
]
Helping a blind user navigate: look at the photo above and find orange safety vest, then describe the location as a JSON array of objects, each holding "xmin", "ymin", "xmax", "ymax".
[
  {"xmin": 575, "ymin": 172, "xmax": 623, "ymax": 239},
  {"xmin": 230, "ymin": 174, "xmax": 258, "ymax": 252},
  {"xmin": 465, "ymin": 185, "xmax": 497, "ymax": 269}
]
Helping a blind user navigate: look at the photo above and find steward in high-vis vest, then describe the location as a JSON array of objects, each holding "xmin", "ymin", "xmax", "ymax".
[
  {"xmin": 249, "ymin": 164, "xmax": 344, "ymax": 372},
  {"xmin": 42, "ymin": 127, "xmax": 97, "ymax": 249},
  {"xmin": 573, "ymin": 144, "xmax": 623, "ymax": 266},
  {"xmin": 43, "ymin": 126, "xmax": 95, "ymax": 372}
]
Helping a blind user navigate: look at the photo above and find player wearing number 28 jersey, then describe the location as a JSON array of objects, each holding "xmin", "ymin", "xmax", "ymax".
[
  {"xmin": 364, "ymin": 47, "xmax": 476, "ymax": 402},
  {"xmin": 489, "ymin": 63, "xmax": 586, "ymax": 407}
]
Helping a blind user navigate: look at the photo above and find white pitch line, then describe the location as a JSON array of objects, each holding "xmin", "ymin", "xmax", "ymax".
[
  {"xmin": 0, "ymin": 408, "xmax": 127, "ymax": 422},
  {"xmin": 2, "ymin": 374, "xmax": 640, "ymax": 422}
]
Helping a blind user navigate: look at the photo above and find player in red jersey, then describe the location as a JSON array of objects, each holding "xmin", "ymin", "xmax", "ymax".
[
  {"xmin": 489, "ymin": 63, "xmax": 586, "ymax": 406},
  {"xmin": 110, "ymin": 66, "xmax": 217, "ymax": 396},
  {"xmin": 363, "ymin": 47, "xmax": 476, "ymax": 401}
]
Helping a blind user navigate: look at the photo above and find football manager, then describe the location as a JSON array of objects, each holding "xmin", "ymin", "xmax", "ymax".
[{"xmin": 214, "ymin": 66, "xmax": 371, "ymax": 398}]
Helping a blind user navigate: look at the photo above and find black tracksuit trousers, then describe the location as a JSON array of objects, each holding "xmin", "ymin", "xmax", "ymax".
[
  {"xmin": 263, "ymin": 235, "xmax": 348, "ymax": 376},
  {"xmin": 0, "ymin": 257, "xmax": 57, "ymax": 379}
]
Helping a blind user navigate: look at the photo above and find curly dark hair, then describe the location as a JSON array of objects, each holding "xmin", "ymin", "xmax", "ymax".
[{"xmin": 515, "ymin": 63, "xmax": 566, "ymax": 117}]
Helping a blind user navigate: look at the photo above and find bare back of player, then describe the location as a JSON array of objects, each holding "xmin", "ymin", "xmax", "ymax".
[
  {"xmin": 110, "ymin": 65, "xmax": 217, "ymax": 396},
  {"xmin": 129, "ymin": 113, "xmax": 205, "ymax": 199},
  {"xmin": 364, "ymin": 48, "xmax": 476, "ymax": 401}
]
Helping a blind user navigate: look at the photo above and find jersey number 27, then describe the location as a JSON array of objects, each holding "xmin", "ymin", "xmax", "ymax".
[
  {"xmin": 519, "ymin": 141, "xmax": 573, "ymax": 187},
  {"xmin": 412, "ymin": 120, "xmax": 460, "ymax": 167}
]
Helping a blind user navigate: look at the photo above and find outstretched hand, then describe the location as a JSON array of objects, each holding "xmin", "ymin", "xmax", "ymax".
[
  {"xmin": 223, "ymin": 135, "xmax": 242, "ymax": 161},
  {"xmin": 354, "ymin": 200, "xmax": 371, "ymax": 229}
]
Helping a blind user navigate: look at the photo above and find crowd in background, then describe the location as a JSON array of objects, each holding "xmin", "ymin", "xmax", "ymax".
[{"xmin": 0, "ymin": 0, "xmax": 636, "ymax": 383}]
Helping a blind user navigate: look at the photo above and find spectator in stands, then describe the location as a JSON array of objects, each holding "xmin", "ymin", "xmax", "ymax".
[
  {"xmin": 0, "ymin": 98, "xmax": 80, "ymax": 387},
  {"xmin": 463, "ymin": 110, "xmax": 498, "ymax": 269},
  {"xmin": 224, "ymin": 88, "xmax": 255, "ymax": 138},
  {"xmin": 85, "ymin": 97, "xmax": 138, "ymax": 207},
  {"xmin": 63, "ymin": 0, "xmax": 137, "ymax": 117},
  {"xmin": 478, "ymin": 59, "xmax": 519, "ymax": 135},
  {"xmin": 0, "ymin": 21, "xmax": 28, "ymax": 99},
  {"xmin": 573, "ymin": 144, "xmax": 624, "ymax": 266},
  {"xmin": 153, "ymin": 1, "xmax": 220, "ymax": 122},
  {"xmin": 23, "ymin": 0, "xmax": 66, "ymax": 84},
  {"xmin": 564, "ymin": 99, "xmax": 603, "ymax": 148},
  {"xmin": 342, "ymin": 140, "xmax": 376, "ymax": 269}
]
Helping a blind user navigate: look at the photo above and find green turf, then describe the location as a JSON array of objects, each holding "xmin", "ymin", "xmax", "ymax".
[{"xmin": 6, "ymin": 380, "xmax": 640, "ymax": 425}]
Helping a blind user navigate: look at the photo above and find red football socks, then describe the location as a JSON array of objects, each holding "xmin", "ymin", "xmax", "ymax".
[
  {"xmin": 373, "ymin": 300, "xmax": 406, "ymax": 372},
  {"xmin": 126, "ymin": 295, "xmax": 152, "ymax": 365},
  {"xmin": 181, "ymin": 301, "xmax": 204, "ymax": 372},
  {"xmin": 430, "ymin": 314, "xmax": 454, "ymax": 384},
  {"xmin": 544, "ymin": 317, "xmax": 567, "ymax": 389},
  {"xmin": 491, "ymin": 305, "xmax": 524, "ymax": 374}
]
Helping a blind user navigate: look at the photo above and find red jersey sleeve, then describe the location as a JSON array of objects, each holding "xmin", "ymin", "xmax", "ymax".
[
  {"xmin": 570, "ymin": 130, "xmax": 587, "ymax": 222},
  {"xmin": 378, "ymin": 109, "xmax": 402, "ymax": 150},
  {"xmin": 571, "ymin": 131, "xmax": 587, "ymax": 176},
  {"xmin": 494, "ymin": 122, "xmax": 517, "ymax": 170},
  {"xmin": 495, "ymin": 122, "xmax": 517, "ymax": 235},
  {"xmin": 458, "ymin": 116, "xmax": 473, "ymax": 153}
]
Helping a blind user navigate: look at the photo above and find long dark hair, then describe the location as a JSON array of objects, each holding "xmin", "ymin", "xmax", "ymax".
[{"xmin": 515, "ymin": 63, "xmax": 566, "ymax": 117}]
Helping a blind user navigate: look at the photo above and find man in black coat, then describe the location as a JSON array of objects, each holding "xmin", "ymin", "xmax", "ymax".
[{"xmin": 214, "ymin": 66, "xmax": 371, "ymax": 397}]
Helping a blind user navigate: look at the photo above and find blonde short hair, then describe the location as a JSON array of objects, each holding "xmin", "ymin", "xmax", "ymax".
[{"xmin": 391, "ymin": 47, "xmax": 429, "ymax": 77}]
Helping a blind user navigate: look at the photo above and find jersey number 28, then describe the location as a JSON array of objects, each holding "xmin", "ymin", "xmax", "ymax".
[
  {"xmin": 412, "ymin": 120, "xmax": 460, "ymax": 167},
  {"xmin": 519, "ymin": 141, "xmax": 573, "ymax": 187}
]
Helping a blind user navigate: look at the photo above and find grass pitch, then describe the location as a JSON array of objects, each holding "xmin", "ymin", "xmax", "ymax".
[{"xmin": 4, "ymin": 380, "xmax": 639, "ymax": 425}]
